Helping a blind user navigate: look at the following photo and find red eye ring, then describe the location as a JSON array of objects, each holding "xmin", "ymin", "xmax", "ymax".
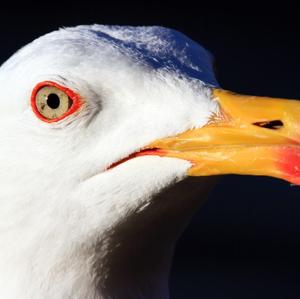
[{"xmin": 31, "ymin": 81, "xmax": 83, "ymax": 123}]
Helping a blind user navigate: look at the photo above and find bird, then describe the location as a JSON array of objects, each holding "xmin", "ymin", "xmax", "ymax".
[{"xmin": 0, "ymin": 24, "xmax": 299, "ymax": 299}]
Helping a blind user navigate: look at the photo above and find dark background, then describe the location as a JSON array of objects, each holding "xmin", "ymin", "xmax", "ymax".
[{"xmin": 1, "ymin": 2, "xmax": 300, "ymax": 298}]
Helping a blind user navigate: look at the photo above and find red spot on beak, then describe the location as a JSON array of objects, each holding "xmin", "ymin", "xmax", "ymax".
[{"xmin": 277, "ymin": 146, "xmax": 300, "ymax": 185}]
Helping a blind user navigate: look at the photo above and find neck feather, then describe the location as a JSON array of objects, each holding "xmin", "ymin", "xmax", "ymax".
[{"xmin": 0, "ymin": 177, "xmax": 216, "ymax": 299}]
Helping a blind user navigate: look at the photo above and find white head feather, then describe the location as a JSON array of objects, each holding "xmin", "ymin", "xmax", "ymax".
[{"xmin": 0, "ymin": 25, "xmax": 219, "ymax": 298}]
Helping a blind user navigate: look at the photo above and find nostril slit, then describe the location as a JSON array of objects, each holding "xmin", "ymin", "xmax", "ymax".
[{"xmin": 253, "ymin": 120, "xmax": 284, "ymax": 130}]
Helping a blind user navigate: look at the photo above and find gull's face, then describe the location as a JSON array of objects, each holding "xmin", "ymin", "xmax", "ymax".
[
  {"xmin": 0, "ymin": 26, "xmax": 300, "ymax": 234},
  {"xmin": 0, "ymin": 28, "xmax": 217, "ymax": 233}
]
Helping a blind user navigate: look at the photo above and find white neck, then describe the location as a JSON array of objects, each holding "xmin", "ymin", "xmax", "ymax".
[{"xmin": 0, "ymin": 177, "xmax": 216, "ymax": 299}]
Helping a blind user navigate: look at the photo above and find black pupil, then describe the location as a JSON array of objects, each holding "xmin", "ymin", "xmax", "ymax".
[{"xmin": 47, "ymin": 93, "xmax": 60, "ymax": 109}]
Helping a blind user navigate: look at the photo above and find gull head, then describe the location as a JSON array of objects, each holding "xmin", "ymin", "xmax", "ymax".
[{"xmin": 0, "ymin": 25, "xmax": 299, "ymax": 298}]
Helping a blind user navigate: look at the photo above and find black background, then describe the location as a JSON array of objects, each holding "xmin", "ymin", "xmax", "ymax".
[{"xmin": 1, "ymin": 2, "xmax": 300, "ymax": 298}]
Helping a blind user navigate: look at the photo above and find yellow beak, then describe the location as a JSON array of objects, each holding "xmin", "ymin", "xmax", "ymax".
[{"xmin": 145, "ymin": 89, "xmax": 300, "ymax": 185}]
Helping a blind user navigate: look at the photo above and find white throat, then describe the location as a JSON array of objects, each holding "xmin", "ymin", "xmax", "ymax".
[{"xmin": 0, "ymin": 176, "xmax": 216, "ymax": 299}]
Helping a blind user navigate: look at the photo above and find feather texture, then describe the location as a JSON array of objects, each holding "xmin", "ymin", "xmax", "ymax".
[{"xmin": 0, "ymin": 25, "xmax": 219, "ymax": 298}]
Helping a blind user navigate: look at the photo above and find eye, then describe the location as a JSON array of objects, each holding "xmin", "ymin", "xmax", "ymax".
[
  {"xmin": 31, "ymin": 81, "xmax": 82, "ymax": 123},
  {"xmin": 35, "ymin": 86, "xmax": 72, "ymax": 120}
]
